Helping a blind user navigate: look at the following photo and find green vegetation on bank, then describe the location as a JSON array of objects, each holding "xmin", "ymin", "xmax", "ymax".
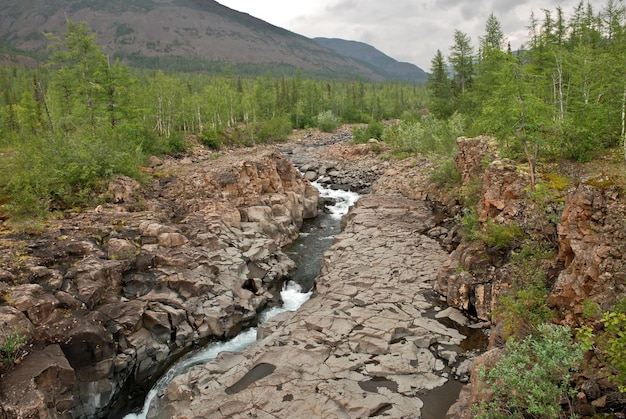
[
  {"xmin": 0, "ymin": 21, "xmax": 427, "ymax": 221},
  {"xmin": 428, "ymin": 1, "xmax": 626, "ymax": 168},
  {"xmin": 423, "ymin": 1, "xmax": 626, "ymax": 416}
]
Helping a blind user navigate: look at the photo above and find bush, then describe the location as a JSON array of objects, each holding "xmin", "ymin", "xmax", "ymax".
[
  {"xmin": 201, "ymin": 127, "xmax": 223, "ymax": 150},
  {"xmin": 460, "ymin": 209, "xmax": 480, "ymax": 241},
  {"xmin": 351, "ymin": 120, "xmax": 384, "ymax": 144},
  {"xmin": 167, "ymin": 131, "xmax": 187, "ymax": 153},
  {"xmin": 256, "ymin": 117, "xmax": 292, "ymax": 143},
  {"xmin": 476, "ymin": 324, "xmax": 583, "ymax": 418},
  {"xmin": 381, "ymin": 113, "xmax": 464, "ymax": 157},
  {"xmin": 316, "ymin": 110, "xmax": 340, "ymax": 132},
  {"xmin": 492, "ymin": 242, "xmax": 555, "ymax": 340},
  {"xmin": 577, "ymin": 303, "xmax": 626, "ymax": 392},
  {"xmin": 0, "ymin": 127, "xmax": 147, "ymax": 219},
  {"xmin": 430, "ymin": 157, "xmax": 462, "ymax": 189},
  {"xmin": 0, "ymin": 327, "xmax": 27, "ymax": 366},
  {"xmin": 478, "ymin": 220, "xmax": 525, "ymax": 250}
]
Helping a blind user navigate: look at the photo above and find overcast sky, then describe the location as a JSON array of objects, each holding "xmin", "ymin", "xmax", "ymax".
[{"xmin": 218, "ymin": 0, "xmax": 594, "ymax": 70}]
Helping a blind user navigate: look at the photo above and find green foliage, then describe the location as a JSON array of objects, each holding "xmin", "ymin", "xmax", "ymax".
[
  {"xmin": 382, "ymin": 112, "xmax": 464, "ymax": 157},
  {"xmin": 602, "ymin": 310, "xmax": 626, "ymax": 391},
  {"xmin": 0, "ymin": 127, "xmax": 147, "ymax": 218},
  {"xmin": 351, "ymin": 120, "xmax": 384, "ymax": 144},
  {"xmin": 430, "ymin": 3, "xmax": 626, "ymax": 164},
  {"xmin": 459, "ymin": 176, "xmax": 483, "ymax": 209},
  {"xmin": 476, "ymin": 324, "xmax": 583, "ymax": 418},
  {"xmin": 581, "ymin": 298, "xmax": 600, "ymax": 321},
  {"xmin": 427, "ymin": 49, "xmax": 453, "ymax": 118},
  {"xmin": 0, "ymin": 327, "xmax": 27, "ymax": 366},
  {"xmin": 460, "ymin": 209, "xmax": 480, "ymax": 241},
  {"xmin": 256, "ymin": 117, "xmax": 292, "ymax": 143},
  {"xmin": 495, "ymin": 243, "xmax": 554, "ymax": 339},
  {"xmin": 316, "ymin": 110, "xmax": 340, "ymax": 132},
  {"xmin": 167, "ymin": 131, "xmax": 187, "ymax": 153},
  {"xmin": 201, "ymin": 127, "xmax": 223, "ymax": 150},
  {"xmin": 478, "ymin": 220, "xmax": 525, "ymax": 250},
  {"xmin": 576, "ymin": 303, "xmax": 626, "ymax": 392},
  {"xmin": 0, "ymin": 21, "xmax": 428, "ymax": 221},
  {"xmin": 430, "ymin": 157, "xmax": 462, "ymax": 189}
]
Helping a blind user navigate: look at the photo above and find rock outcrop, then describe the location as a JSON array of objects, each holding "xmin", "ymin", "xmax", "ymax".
[
  {"xmin": 156, "ymin": 195, "xmax": 476, "ymax": 418},
  {"xmin": 0, "ymin": 148, "xmax": 318, "ymax": 418},
  {"xmin": 281, "ymin": 136, "xmax": 390, "ymax": 193},
  {"xmin": 550, "ymin": 182, "xmax": 626, "ymax": 322}
]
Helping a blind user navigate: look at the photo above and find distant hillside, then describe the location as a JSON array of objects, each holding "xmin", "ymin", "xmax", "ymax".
[
  {"xmin": 0, "ymin": 0, "xmax": 391, "ymax": 80},
  {"xmin": 314, "ymin": 37, "xmax": 427, "ymax": 83}
]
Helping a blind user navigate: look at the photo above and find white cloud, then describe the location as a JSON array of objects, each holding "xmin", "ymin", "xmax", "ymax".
[{"xmin": 218, "ymin": 0, "xmax": 589, "ymax": 70}]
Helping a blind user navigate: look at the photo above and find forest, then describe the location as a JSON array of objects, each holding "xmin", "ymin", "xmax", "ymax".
[
  {"xmin": 426, "ymin": 2, "xmax": 626, "ymax": 417},
  {"xmin": 1, "ymin": 2, "xmax": 624, "ymax": 222},
  {"xmin": 0, "ymin": 19, "xmax": 428, "ymax": 220},
  {"xmin": 428, "ymin": 0, "xmax": 626, "ymax": 168}
]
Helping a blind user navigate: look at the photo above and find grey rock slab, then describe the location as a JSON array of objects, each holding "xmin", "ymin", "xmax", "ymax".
[{"xmin": 157, "ymin": 195, "xmax": 464, "ymax": 418}]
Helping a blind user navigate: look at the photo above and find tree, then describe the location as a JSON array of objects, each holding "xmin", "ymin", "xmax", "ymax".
[
  {"xmin": 449, "ymin": 30, "xmax": 475, "ymax": 112},
  {"xmin": 47, "ymin": 20, "xmax": 135, "ymax": 135},
  {"xmin": 472, "ymin": 14, "xmax": 508, "ymax": 121},
  {"xmin": 427, "ymin": 49, "xmax": 453, "ymax": 118},
  {"xmin": 480, "ymin": 13, "xmax": 504, "ymax": 59}
]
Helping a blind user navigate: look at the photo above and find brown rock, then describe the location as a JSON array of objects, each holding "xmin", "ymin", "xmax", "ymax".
[
  {"xmin": 0, "ymin": 344, "xmax": 75, "ymax": 419},
  {"xmin": 454, "ymin": 136, "xmax": 495, "ymax": 185}
]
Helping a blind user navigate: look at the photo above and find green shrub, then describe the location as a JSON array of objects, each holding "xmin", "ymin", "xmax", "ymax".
[
  {"xmin": 381, "ymin": 113, "xmax": 464, "ymax": 157},
  {"xmin": 476, "ymin": 324, "xmax": 583, "ymax": 419},
  {"xmin": 256, "ymin": 117, "xmax": 292, "ymax": 143},
  {"xmin": 581, "ymin": 299, "xmax": 600, "ymax": 320},
  {"xmin": 0, "ymin": 327, "xmax": 27, "ymax": 366},
  {"xmin": 316, "ymin": 110, "xmax": 340, "ymax": 132},
  {"xmin": 494, "ymin": 242, "xmax": 554, "ymax": 339},
  {"xmin": 351, "ymin": 125, "xmax": 367, "ymax": 144},
  {"xmin": 201, "ymin": 127, "xmax": 223, "ymax": 150},
  {"xmin": 167, "ymin": 131, "xmax": 187, "ymax": 153},
  {"xmin": 430, "ymin": 157, "xmax": 462, "ymax": 188},
  {"xmin": 577, "ymin": 303, "xmax": 626, "ymax": 392},
  {"xmin": 0, "ymin": 127, "xmax": 149, "ymax": 219},
  {"xmin": 351, "ymin": 120, "xmax": 384, "ymax": 144},
  {"xmin": 460, "ymin": 209, "xmax": 480, "ymax": 241},
  {"xmin": 478, "ymin": 220, "xmax": 525, "ymax": 250}
]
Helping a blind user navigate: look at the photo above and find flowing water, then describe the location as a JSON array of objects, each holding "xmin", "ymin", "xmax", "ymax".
[{"xmin": 123, "ymin": 182, "xmax": 359, "ymax": 419}]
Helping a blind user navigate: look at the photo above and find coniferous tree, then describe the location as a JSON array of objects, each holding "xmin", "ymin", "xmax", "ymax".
[
  {"xmin": 449, "ymin": 30, "xmax": 475, "ymax": 113},
  {"xmin": 427, "ymin": 49, "xmax": 453, "ymax": 118}
]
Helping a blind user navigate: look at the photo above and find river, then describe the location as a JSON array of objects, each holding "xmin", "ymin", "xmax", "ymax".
[{"xmin": 123, "ymin": 182, "xmax": 360, "ymax": 419}]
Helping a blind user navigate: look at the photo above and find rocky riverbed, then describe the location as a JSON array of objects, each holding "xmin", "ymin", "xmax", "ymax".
[
  {"xmin": 155, "ymin": 193, "xmax": 478, "ymax": 418},
  {"xmin": 0, "ymin": 145, "xmax": 319, "ymax": 418},
  {"xmin": 0, "ymin": 128, "xmax": 500, "ymax": 418}
]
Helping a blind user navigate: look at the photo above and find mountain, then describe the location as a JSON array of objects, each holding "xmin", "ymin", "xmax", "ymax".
[
  {"xmin": 0, "ymin": 0, "xmax": 392, "ymax": 80},
  {"xmin": 314, "ymin": 37, "xmax": 427, "ymax": 83}
]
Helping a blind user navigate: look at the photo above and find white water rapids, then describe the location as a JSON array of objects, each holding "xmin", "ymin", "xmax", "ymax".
[{"xmin": 124, "ymin": 182, "xmax": 359, "ymax": 419}]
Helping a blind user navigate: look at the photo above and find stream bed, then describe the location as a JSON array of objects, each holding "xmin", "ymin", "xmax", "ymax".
[{"xmin": 123, "ymin": 183, "xmax": 359, "ymax": 419}]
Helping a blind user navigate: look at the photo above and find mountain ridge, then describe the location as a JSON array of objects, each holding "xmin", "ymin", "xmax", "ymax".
[
  {"xmin": 314, "ymin": 37, "xmax": 427, "ymax": 82},
  {"xmin": 0, "ymin": 0, "xmax": 427, "ymax": 81}
]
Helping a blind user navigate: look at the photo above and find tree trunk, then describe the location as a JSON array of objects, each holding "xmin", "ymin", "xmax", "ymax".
[
  {"xmin": 37, "ymin": 81, "xmax": 55, "ymax": 134},
  {"xmin": 622, "ymin": 82, "xmax": 626, "ymax": 161}
]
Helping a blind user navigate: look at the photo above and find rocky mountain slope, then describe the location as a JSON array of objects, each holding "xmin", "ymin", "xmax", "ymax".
[
  {"xmin": 314, "ymin": 37, "xmax": 428, "ymax": 83},
  {"xmin": 0, "ymin": 0, "xmax": 425, "ymax": 80}
]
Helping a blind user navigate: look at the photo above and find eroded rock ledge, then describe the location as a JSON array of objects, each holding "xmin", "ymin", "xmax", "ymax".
[
  {"xmin": 0, "ymin": 148, "xmax": 318, "ymax": 418},
  {"xmin": 156, "ymin": 195, "xmax": 473, "ymax": 419}
]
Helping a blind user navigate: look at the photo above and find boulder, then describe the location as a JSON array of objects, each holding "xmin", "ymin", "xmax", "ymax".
[{"xmin": 0, "ymin": 344, "xmax": 75, "ymax": 419}]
